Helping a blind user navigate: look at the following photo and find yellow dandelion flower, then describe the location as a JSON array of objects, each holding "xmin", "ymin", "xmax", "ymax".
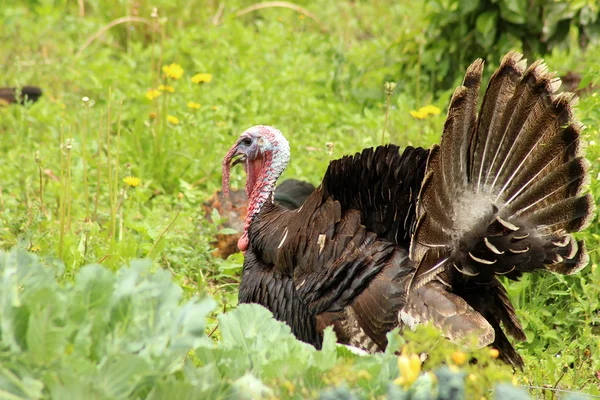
[
  {"xmin": 420, "ymin": 104, "xmax": 441, "ymax": 115},
  {"xmin": 393, "ymin": 349, "xmax": 421, "ymax": 389},
  {"xmin": 212, "ymin": 105, "xmax": 218, "ymax": 111},
  {"xmin": 282, "ymin": 380, "xmax": 295, "ymax": 397},
  {"xmin": 452, "ymin": 351, "xmax": 467, "ymax": 366},
  {"xmin": 356, "ymin": 370, "xmax": 372, "ymax": 381},
  {"xmin": 123, "ymin": 176, "xmax": 141, "ymax": 187},
  {"xmin": 299, "ymin": 14, "xmax": 305, "ymax": 20},
  {"xmin": 410, "ymin": 105, "xmax": 442, "ymax": 119},
  {"xmin": 167, "ymin": 115, "xmax": 180, "ymax": 125},
  {"xmin": 158, "ymin": 84, "xmax": 175, "ymax": 93},
  {"xmin": 146, "ymin": 89, "xmax": 161, "ymax": 100},
  {"xmin": 191, "ymin": 73, "xmax": 212, "ymax": 84},
  {"xmin": 410, "ymin": 109, "xmax": 428, "ymax": 119},
  {"xmin": 187, "ymin": 101, "xmax": 201, "ymax": 109},
  {"xmin": 149, "ymin": 112, "xmax": 157, "ymax": 120},
  {"xmin": 489, "ymin": 348, "xmax": 500, "ymax": 359},
  {"xmin": 162, "ymin": 63, "xmax": 184, "ymax": 80}
]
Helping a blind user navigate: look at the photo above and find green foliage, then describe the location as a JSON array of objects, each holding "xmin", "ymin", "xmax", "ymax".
[
  {"xmin": 421, "ymin": 0, "xmax": 600, "ymax": 90},
  {"xmin": 0, "ymin": 248, "xmax": 216, "ymax": 399},
  {"xmin": 0, "ymin": 248, "xmax": 545, "ymax": 399}
]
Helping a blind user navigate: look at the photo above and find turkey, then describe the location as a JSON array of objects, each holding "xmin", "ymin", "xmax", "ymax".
[
  {"xmin": 0, "ymin": 86, "xmax": 42, "ymax": 105},
  {"xmin": 203, "ymin": 179, "xmax": 315, "ymax": 258},
  {"xmin": 221, "ymin": 52, "xmax": 595, "ymax": 368}
]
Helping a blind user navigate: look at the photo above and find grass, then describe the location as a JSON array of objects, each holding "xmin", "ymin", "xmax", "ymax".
[{"xmin": 1, "ymin": 0, "xmax": 599, "ymax": 398}]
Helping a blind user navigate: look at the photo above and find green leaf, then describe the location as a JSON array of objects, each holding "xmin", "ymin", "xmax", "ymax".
[
  {"xmin": 0, "ymin": 366, "xmax": 44, "ymax": 400},
  {"xmin": 232, "ymin": 373, "xmax": 274, "ymax": 400},
  {"xmin": 542, "ymin": 2, "xmax": 576, "ymax": 41},
  {"xmin": 26, "ymin": 306, "xmax": 67, "ymax": 365},
  {"xmin": 95, "ymin": 354, "xmax": 151, "ymax": 399},
  {"xmin": 499, "ymin": 0, "xmax": 527, "ymax": 24},
  {"xmin": 458, "ymin": 0, "xmax": 480, "ymax": 15},
  {"xmin": 312, "ymin": 326, "xmax": 337, "ymax": 370},
  {"xmin": 476, "ymin": 11, "xmax": 498, "ymax": 48}
]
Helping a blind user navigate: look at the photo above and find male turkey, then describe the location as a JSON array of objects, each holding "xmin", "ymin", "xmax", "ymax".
[
  {"xmin": 221, "ymin": 52, "xmax": 595, "ymax": 368},
  {"xmin": 203, "ymin": 179, "xmax": 315, "ymax": 258}
]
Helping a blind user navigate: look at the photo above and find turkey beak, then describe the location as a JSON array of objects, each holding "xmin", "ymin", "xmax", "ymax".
[
  {"xmin": 231, "ymin": 153, "xmax": 247, "ymax": 167},
  {"xmin": 222, "ymin": 142, "xmax": 249, "ymax": 197}
]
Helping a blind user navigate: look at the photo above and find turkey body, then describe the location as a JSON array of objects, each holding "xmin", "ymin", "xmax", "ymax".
[
  {"xmin": 223, "ymin": 52, "xmax": 595, "ymax": 368},
  {"xmin": 239, "ymin": 146, "xmax": 428, "ymax": 352}
]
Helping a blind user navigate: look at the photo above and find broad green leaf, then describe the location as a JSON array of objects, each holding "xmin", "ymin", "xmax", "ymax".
[
  {"xmin": 499, "ymin": 0, "xmax": 527, "ymax": 24},
  {"xmin": 26, "ymin": 306, "xmax": 67, "ymax": 365},
  {"xmin": 458, "ymin": 0, "xmax": 480, "ymax": 15},
  {"xmin": 0, "ymin": 366, "xmax": 44, "ymax": 400},
  {"xmin": 475, "ymin": 11, "xmax": 498, "ymax": 48}
]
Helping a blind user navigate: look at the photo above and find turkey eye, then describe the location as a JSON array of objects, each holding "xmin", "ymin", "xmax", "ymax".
[{"xmin": 241, "ymin": 138, "xmax": 252, "ymax": 146}]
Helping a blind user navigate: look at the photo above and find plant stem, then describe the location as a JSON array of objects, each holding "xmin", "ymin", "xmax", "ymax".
[
  {"xmin": 382, "ymin": 92, "xmax": 392, "ymax": 145},
  {"xmin": 147, "ymin": 209, "xmax": 180, "ymax": 258},
  {"xmin": 107, "ymin": 88, "xmax": 114, "ymax": 238},
  {"xmin": 66, "ymin": 139, "xmax": 72, "ymax": 231},
  {"xmin": 83, "ymin": 105, "xmax": 89, "ymax": 216},
  {"xmin": 93, "ymin": 110, "xmax": 103, "ymax": 221},
  {"xmin": 112, "ymin": 102, "xmax": 122, "ymax": 241},
  {"xmin": 58, "ymin": 125, "xmax": 65, "ymax": 259}
]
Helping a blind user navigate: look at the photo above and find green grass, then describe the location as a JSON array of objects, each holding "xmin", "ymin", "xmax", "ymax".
[{"xmin": 1, "ymin": 1, "xmax": 599, "ymax": 398}]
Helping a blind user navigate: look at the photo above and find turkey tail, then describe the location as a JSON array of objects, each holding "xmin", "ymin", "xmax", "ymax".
[
  {"xmin": 409, "ymin": 51, "xmax": 595, "ymax": 290},
  {"xmin": 405, "ymin": 52, "xmax": 594, "ymax": 367}
]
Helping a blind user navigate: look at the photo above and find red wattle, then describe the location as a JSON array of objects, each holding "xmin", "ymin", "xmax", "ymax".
[{"xmin": 238, "ymin": 232, "xmax": 249, "ymax": 252}]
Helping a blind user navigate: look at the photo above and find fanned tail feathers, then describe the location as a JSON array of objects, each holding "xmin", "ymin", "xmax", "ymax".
[
  {"xmin": 405, "ymin": 52, "xmax": 595, "ymax": 368},
  {"xmin": 409, "ymin": 51, "xmax": 595, "ymax": 290}
]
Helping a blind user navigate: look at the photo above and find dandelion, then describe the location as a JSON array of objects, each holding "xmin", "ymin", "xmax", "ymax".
[
  {"xmin": 410, "ymin": 109, "xmax": 428, "ymax": 119},
  {"xmin": 420, "ymin": 104, "xmax": 441, "ymax": 115},
  {"xmin": 82, "ymin": 96, "xmax": 95, "ymax": 108},
  {"xmin": 162, "ymin": 63, "xmax": 184, "ymax": 80},
  {"xmin": 326, "ymin": 142, "xmax": 334, "ymax": 158},
  {"xmin": 192, "ymin": 73, "xmax": 212, "ymax": 84},
  {"xmin": 149, "ymin": 112, "xmax": 157, "ymax": 120},
  {"xmin": 452, "ymin": 351, "xmax": 467, "ymax": 366},
  {"xmin": 356, "ymin": 370, "xmax": 372, "ymax": 381},
  {"xmin": 282, "ymin": 380, "xmax": 295, "ymax": 396},
  {"xmin": 123, "ymin": 176, "xmax": 141, "ymax": 187},
  {"xmin": 167, "ymin": 115, "xmax": 180, "ymax": 125},
  {"xmin": 158, "ymin": 84, "xmax": 175, "ymax": 93},
  {"xmin": 187, "ymin": 101, "xmax": 201, "ymax": 109},
  {"xmin": 212, "ymin": 105, "xmax": 218, "ymax": 111},
  {"xmin": 410, "ymin": 104, "xmax": 441, "ymax": 119},
  {"xmin": 393, "ymin": 348, "xmax": 421, "ymax": 389},
  {"xmin": 146, "ymin": 89, "xmax": 161, "ymax": 100},
  {"xmin": 489, "ymin": 348, "xmax": 500, "ymax": 359},
  {"xmin": 299, "ymin": 14, "xmax": 305, "ymax": 20},
  {"xmin": 384, "ymin": 82, "xmax": 397, "ymax": 96}
]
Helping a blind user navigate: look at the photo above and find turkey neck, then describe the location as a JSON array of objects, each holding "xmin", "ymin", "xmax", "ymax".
[{"xmin": 242, "ymin": 148, "xmax": 288, "ymax": 251}]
